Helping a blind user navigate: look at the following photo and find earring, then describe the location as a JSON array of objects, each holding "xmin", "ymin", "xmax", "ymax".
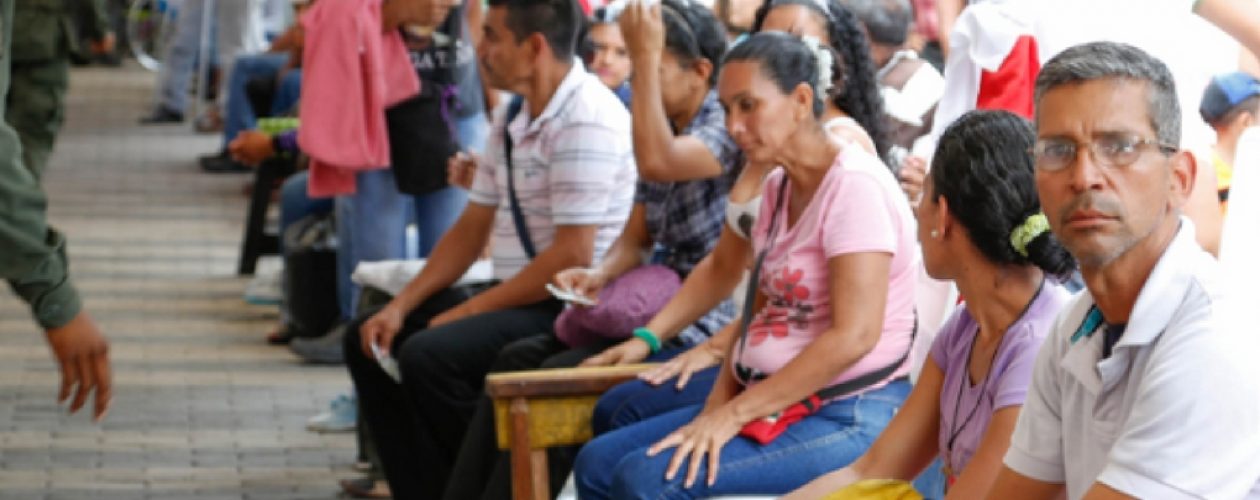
[{"xmin": 930, "ymin": 229, "xmax": 940, "ymax": 238}]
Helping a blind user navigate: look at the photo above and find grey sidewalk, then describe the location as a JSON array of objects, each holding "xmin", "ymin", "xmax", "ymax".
[{"xmin": 0, "ymin": 64, "xmax": 355, "ymax": 499}]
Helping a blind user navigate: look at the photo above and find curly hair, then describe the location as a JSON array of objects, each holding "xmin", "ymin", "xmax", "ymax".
[
  {"xmin": 929, "ymin": 110, "xmax": 1077, "ymax": 280},
  {"xmin": 751, "ymin": 0, "xmax": 890, "ymax": 161}
]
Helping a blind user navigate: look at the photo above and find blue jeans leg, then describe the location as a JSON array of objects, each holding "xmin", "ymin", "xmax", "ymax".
[
  {"xmin": 412, "ymin": 186, "xmax": 466, "ymax": 258},
  {"xmin": 156, "ymin": 0, "xmax": 205, "ymax": 113},
  {"xmin": 576, "ymin": 379, "xmax": 911, "ymax": 500},
  {"xmin": 591, "ymin": 361, "xmax": 718, "ymax": 436},
  {"xmin": 278, "ymin": 172, "xmax": 333, "ymax": 254},
  {"xmin": 271, "ymin": 68, "xmax": 302, "ymax": 115},
  {"xmin": 335, "ymin": 169, "xmax": 411, "ymax": 320},
  {"xmin": 221, "ymin": 52, "xmax": 287, "ymax": 149}
]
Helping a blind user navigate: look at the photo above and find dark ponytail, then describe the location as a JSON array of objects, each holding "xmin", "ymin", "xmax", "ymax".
[
  {"xmin": 929, "ymin": 110, "xmax": 1077, "ymax": 280},
  {"xmin": 660, "ymin": 0, "xmax": 728, "ymax": 86},
  {"xmin": 750, "ymin": 0, "xmax": 890, "ymax": 161}
]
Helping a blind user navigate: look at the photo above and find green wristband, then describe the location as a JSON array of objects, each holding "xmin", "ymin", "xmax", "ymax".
[{"xmin": 633, "ymin": 327, "xmax": 662, "ymax": 354}]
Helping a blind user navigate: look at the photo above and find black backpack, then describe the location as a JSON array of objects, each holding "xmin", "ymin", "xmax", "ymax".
[{"xmin": 387, "ymin": 11, "xmax": 469, "ymax": 195}]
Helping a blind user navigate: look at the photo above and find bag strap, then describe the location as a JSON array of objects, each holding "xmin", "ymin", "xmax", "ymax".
[
  {"xmin": 734, "ymin": 173, "xmax": 915, "ymax": 405},
  {"xmin": 735, "ymin": 175, "xmax": 790, "ymax": 360},
  {"xmin": 503, "ymin": 95, "xmax": 537, "ymax": 259}
]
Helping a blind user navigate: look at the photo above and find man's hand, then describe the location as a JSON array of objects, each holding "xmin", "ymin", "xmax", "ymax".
[
  {"xmin": 448, "ymin": 152, "xmax": 478, "ymax": 189},
  {"xmin": 552, "ymin": 267, "xmax": 608, "ymax": 304},
  {"xmin": 228, "ymin": 131, "xmax": 275, "ymax": 167},
  {"xmin": 898, "ymin": 154, "xmax": 928, "ymax": 207},
  {"xmin": 90, "ymin": 33, "xmax": 116, "ymax": 55},
  {"xmin": 360, "ymin": 305, "xmax": 406, "ymax": 357},
  {"xmin": 44, "ymin": 311, "xmax": 111, "ymax": 421}
]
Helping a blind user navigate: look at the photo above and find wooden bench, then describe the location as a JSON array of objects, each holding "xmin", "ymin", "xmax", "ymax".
[{"xmin": 486, "ymin": 364, "xmax": 657, "ymax": 500}]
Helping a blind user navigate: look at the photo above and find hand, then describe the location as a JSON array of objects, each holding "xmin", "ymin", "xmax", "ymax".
[
  {"xmin": 619, "ymin": 0, "xmax": 666, "ymax": 60},
  {"xmin": 448, "ymin": 151, "xmax": 479, "ymax": 189},
  {"xmin": 228, "ymin": 130, "xmax": 274, "ymax": 167},
  {"xmin": 898, "ymin": 155, "xmax": 927, "ymax": 207},
  {"xmin": 429, "ymin": 302, "xmax": 479, "ymax": 328},
  {"xmin": 638, "ymin": 341, "xmax": 722, "ymax": 389},
  {"xmin": 90, "ymin": 32, "xmax": 116, "ymax": 55},
  {"xmin": 360, "ymin": 305, "xmax": 405, "ymax": 357},
  {"xmin": 580, "ymin": 338, "xmax": 651, "ymax": 367},
  {"xmin": 552, "ymin": 268, "xmax": 608, "ymax": 304},
  {"xmin": 647, "ymin": 405, "xmax": 745, "ymax": 488},
  {"xmin": 44, "ymin": 312, "xmax": 112, "ymax": 421}
]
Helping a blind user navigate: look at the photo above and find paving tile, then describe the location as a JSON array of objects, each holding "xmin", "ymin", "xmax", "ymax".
[{"xmin": 0, "ymin": 65, "xmax": 354, "ymax": 499}]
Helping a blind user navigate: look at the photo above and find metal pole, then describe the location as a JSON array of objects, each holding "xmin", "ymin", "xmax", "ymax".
[{"xmin": 192, "ymin": 0, "xmax": 215, "ymax": 125}]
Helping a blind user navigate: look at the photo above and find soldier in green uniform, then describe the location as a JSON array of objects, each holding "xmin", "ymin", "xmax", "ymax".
[
  {"xmin": 7, "ymin": 0, "xmax": 113, "ymax": 180},
  {"xmin": 0, "ymin": 0, "xmax": 112, "ymax": 421}
]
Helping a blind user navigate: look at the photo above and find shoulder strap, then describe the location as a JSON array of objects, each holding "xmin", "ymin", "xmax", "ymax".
[
  {"xmin": 503, "ymin": 96, "xmax": 537, "ymax": 258},
  {"xmin": 734, "ymin": 173, "xmax": 916, "ymax": 402}
]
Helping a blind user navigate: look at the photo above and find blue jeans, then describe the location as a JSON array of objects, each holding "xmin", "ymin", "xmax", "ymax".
[
  {"xmin": 335, "ymin": 169, "xmax": 412, "ymax": 320},
  {"xmin": 272, "ymin": 69, "xmax": 302, "ymax": 115},
  {"xmin": 278, "ymin": 172, "xmax": 333, "ymax": 253},
  {"xmin": 574, "ymin": 379, "xmax": 911, "ymax": 499},
  {"xmin": 593, "ymin": 364, "xmax": 719, "ymax": 436},
  {"xmin": 221, "ymin": 52, "xmax": 288, "ymax": 148}
]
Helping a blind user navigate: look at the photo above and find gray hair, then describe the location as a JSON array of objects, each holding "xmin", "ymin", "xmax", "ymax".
[
  {"xmin": 843, "ymin": 0, "xmax": 912, "ymax": 47},
  {"xmin": 1034, "ymin": 41, "xmax": 1181, "ymax": 147}
]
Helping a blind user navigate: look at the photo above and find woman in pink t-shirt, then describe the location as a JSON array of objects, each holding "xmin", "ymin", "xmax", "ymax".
[
  {"xmin": 786, "ymin": 111, "xmax": 1077, "ymax": 499},
  {"xmin": 574, "ymin": 31, "xmax": 919, "ymax": 499}
]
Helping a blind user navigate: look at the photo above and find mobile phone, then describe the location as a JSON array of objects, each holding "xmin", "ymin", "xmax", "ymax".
[{"xmin": 545, "ymin": 283, "xmax": 598, "ymax": 306}]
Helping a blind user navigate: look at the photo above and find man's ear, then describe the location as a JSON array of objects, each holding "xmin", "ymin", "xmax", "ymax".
[
  {"xmin": 1170, "ymin": 150, "xmax": 1197, "ymax": 207},
  {"xmin": 526, "ymin": 32, "xmax": 550, "ymax": 63}
]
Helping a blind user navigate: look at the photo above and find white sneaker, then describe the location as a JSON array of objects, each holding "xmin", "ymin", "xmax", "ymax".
[
  {"xmin": 244, "ymin": 256, "xmax": 283, "ymax": 305},
  {"xmin": 307, "ymin": 392, "xmax": 357, "ymax": 433}
]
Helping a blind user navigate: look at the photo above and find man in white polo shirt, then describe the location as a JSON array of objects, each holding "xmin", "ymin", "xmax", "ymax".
[
  {"xmin": 340, "ymin": 0, "xmax": 636, "ymax": 497},
  {"xmin": 986, "ymin": 41, "xmax": 1260, "ymax": 500}
]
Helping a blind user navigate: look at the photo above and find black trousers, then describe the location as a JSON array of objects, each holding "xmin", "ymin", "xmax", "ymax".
[
  {"xmin": 443, "ymin": 335, "xmax": 619, "ymax": 500},
  {"xmin": 343, "ymin": 285, "xmax": 563, "ymax": 499}
]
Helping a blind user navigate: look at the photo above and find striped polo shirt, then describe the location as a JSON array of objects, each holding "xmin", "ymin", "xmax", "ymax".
[{"xmin": 468, "ymin": 62, "xmax": 636, "ymax": 280}]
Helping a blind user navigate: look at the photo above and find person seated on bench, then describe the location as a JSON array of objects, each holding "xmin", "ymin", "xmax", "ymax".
[
  {"xmin": 342, "ymin": 0, "xmax": 636, "ymax": 497},
  {"xmin": 580, "ymin": 0, "xmax": 890, "ymax": 437},
  {"xmin": 574, "ymin": 31, "xmax": 917, "ymax": 499},
  {"xmin": 785, "ymin": 109, "xmax": 1075, "ymax": 500},
  {"xmin": 441, "ymin": 2, "xmax": 740, "ymax": 497},
  {"xmin": 985, "ymin": 41, "xmax": 1260, "ymax": 500}
]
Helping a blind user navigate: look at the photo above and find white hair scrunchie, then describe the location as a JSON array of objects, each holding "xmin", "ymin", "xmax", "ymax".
[{"xmin": 801, "ymin": 35, "xmax": 833, "ymax": 97}]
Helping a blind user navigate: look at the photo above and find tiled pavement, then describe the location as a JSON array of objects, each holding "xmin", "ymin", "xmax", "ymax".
[{"xmin": 0, "ymin": 65, "xmax": 356, "ymax": 499}]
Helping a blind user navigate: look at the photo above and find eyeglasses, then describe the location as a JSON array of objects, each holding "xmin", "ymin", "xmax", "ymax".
[{"xmin": 1031, "ymin": 135, "xmax": 1177, "ymax": 171}]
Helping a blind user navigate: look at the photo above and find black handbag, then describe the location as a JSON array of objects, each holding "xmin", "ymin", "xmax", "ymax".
[{"xmin": 282, "ymin": 213, "xmax": 340, "ymax": 338}]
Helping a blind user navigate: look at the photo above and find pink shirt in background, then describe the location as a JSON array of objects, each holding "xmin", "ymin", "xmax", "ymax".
[
  {"xmin": 298, "ymin": 0, "xmax": 420, "ymax": 197},
  {"xmin": 736, "ymin": 147, "xmax": 918, "ymax": 394}
]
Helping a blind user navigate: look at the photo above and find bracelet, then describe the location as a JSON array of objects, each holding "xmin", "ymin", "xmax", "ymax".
[{"xmin": 632, "ymin": 327, "xmax": 662, "ymax": 354}]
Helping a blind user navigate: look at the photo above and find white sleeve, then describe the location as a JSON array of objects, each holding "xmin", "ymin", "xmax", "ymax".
[{"xmin": 1002, "ymin": 317, "xmax": 1067, "ymax": 483}]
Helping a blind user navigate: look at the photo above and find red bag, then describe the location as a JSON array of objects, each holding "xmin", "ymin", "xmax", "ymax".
[{"xmin": 738, "ymin": 395, "xmax": 824, "ymax": 445}]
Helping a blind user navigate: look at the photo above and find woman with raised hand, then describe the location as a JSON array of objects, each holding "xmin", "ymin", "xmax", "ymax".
[
  {"xmin": 574, "ymin": 31, "xmax": 918, "ymax": 498},
  {"xmin": 581, "ymin": 0, "xmax": 891, "ymax": 435},
  {"xmin": 437, "ymin": 1, "xmax": 741, "ymax": 498},
  {"xmin": 785, "ymin": 110, "xmax": 1076, "ymax": 500}
]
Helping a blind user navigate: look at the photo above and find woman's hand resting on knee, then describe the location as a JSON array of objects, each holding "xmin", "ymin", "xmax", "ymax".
[{"xmin": 637, "ymin": 342, "xmax": 723, "ymax": 389}]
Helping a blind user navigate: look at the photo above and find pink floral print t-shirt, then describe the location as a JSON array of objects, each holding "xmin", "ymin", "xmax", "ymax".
[{"xmin": 735, "ymin": 147, "xmax": 918, "ymax": 393}]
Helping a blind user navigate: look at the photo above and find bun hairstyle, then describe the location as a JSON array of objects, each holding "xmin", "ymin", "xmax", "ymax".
[
  {"xmin": 929, "ymin": 110, "xmax": 1077, "ymax": 280},
  {"xmin": 723, "ymin": 31, "xmax": 834, "ymax": 118},
  {"xmin": 660, "ymin": 0, "xmax": 728, "ymax": 85},
  {"xmin": 750, "ymin": 0, "xmax": 890, "ymax": 161}
]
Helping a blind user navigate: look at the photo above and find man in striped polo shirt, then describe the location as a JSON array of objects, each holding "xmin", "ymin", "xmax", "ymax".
[{"xmin": 341, "ymin": 0, "xmax": 636, "ymax": 497}]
